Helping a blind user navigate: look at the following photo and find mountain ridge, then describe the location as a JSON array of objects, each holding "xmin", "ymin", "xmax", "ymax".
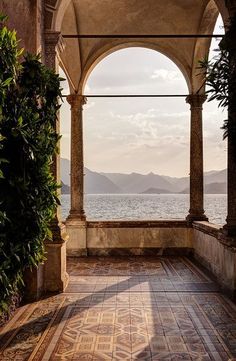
[{"xmin": 61, "ymin": 158, "xmax": 227, "ymax": 194}]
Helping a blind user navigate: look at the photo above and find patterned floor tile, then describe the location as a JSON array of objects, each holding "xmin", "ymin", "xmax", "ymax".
[{"xmin": 0, "ymin": 257, "xmax": 235, "ymax": 360}]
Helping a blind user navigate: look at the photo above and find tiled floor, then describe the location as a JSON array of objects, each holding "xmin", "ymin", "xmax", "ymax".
[{"xmin": 0, "ymin": 257, "xmax": 236, "ymax": 360}]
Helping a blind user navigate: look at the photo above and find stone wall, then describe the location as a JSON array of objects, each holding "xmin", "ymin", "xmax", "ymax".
[
  {"xmin": 66, "ymin": 220, "xmax": 192, "ymax": 257},
  {"xmin": 193, "ymin": 221, "xmax": 236, "ymax": 295},
  {"xmin": 0, "ymin": 0, "xmax": 43, "ymax": 54}
]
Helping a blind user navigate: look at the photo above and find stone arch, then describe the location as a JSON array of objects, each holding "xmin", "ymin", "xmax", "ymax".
[
  {"xmin": 45, "ymin": 0, "xmax": 70, "ymax": 31},
  {"xmin": 44, "ymin": 0, "xmax": 229, "ymax": 32},
  {"xmin": 191, "ymin": 0, "xmax": 221, "ymax": 93},
  {"xmin": 78, "ymin": 42, "xmax": 191, "ymax": 94},
  {"xmin": 59, "ymin": 60, "xmax": 77, "ymax": 93}
]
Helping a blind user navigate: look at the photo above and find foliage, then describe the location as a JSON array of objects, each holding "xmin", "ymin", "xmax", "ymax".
[
  {"xmin": 199, "ymin": 15, "xmax": 236, "ymax": 139},
  {"xmin": 0, "ymin": 18, "xmax": 62, "ymax": 314}
]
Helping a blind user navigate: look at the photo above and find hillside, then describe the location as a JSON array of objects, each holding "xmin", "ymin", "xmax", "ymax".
[
  {"xmin": 181, "ymin": 182, "xmax": 227, "ymax": 194},
  {"xmin": 61, "ymin": 158, "xmax": 121, "ymax": 194},
  {"xmin": 141, "ymin": 187, "xmax": 173, "ymax": 194},
  {"xmin": 61, "ymin": 158, "xmax": 227, "ymax": 194},
  {"xmin": 101, "ymin": 171, "xmax": 176, "ymax": 193}
]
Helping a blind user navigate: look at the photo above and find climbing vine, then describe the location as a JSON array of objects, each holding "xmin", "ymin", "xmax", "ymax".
[{"xmin": 0, "ymin": 16, "xmax": 62, "ymax": 316}]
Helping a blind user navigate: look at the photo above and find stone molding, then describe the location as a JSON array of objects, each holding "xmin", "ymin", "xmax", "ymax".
[
  {"xmin": 44, "ymin": 30, "xmax": 65, "ymax": 69},
  {"xmin": 186, "ymin": 94, "xmax": 207, "ymax": 109},
  {"xmin": 66, "ymin": 94, "xmax": 87, "ymax": 109},
  {"xmin": 87, "ymin": 220, "xmax": 190, "ymax": 228}
]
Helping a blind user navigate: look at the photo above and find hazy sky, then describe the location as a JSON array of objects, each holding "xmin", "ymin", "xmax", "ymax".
[{"xmin": 60, "ymin": 16, "xmax": 226, "ymax": 177}]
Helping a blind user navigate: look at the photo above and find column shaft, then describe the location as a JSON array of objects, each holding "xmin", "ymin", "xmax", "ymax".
[
  {"xmin": 43, "ymin": 31, "xmax": 68, "ymax": 293},
  {"xmin": 67, "ymin": 95, "xmax": 86, "ymax": 220},
  {"xmin": 44, "ymin": 31, "xmax": 65, "ymax": 235},
  {"xmin": 186, "ymin": 94, "xmax": 208, "ymax": 222}
]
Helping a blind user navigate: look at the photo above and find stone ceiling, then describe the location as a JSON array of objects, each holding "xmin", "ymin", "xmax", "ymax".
[{"xmin": 56, "ymin": 0, "xmax": 219, "ymax": 93}]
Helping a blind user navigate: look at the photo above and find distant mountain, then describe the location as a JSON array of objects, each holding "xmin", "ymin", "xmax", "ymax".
[
  {"xmin": 85, "ymin": 168, "xmax": 121, "ymax": 194},
  {"xmin": 61, "ymin": 158, "xmax": 70, "ymax": 186},
  {"xmin": 181, "ymin": 182, "xmax": 227, "ymax": 194},
  {"xmin": 204, "ymin": 169, "xmax": 227, "ymax": 184},
  {"xmin": 61, "ymin": 158, "xmax": 227, "ymax": 195},
  {"xmin": 205, "ymin": 182, "xmax": 227, "ymax": 194},
  {"xmin": 61, "ymin": 181, "xmax": 70, "ymax": 194},
  {"xmin": 60, "ymin": 158, "xmax": 121, "ymax": 194},
  {"xmin": 101, "ymin": 171, "xmax": 176, "ymax": 193},
  {"xmin": 141, "ymin": 187, "xmax": 173, "ymax": 194}
]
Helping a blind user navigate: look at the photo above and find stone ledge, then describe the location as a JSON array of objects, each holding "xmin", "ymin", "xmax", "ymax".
[
  {"xmin": 87, "ymin": 219, "xmax": 189, "ymax": 228},
  {"xmin": 192, "ymin": 221, "xmax": 221, "ymax": 238},
  {"xmin": 87, "ymin": 247, "xmax": 193, "ymax": 257},
  {"xmin": 193, "ymin": 221, "xmax": 236, "ymax": 250}
]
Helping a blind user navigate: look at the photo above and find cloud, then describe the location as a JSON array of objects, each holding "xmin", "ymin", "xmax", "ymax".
[
  {"xmin": 85, "ymin": 101, "xmax": 95, "ymax": 109},
  {"xmin": 151, "ymin": 69, "xmax": 183, "ymax": 81}
]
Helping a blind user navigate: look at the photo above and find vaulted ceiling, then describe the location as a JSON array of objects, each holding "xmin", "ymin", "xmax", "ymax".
[{"xmin": 49, "ymin": 0, "xmax": 220, "ymax": 93}]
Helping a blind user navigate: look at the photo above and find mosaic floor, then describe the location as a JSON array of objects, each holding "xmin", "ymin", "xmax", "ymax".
[{"xmin": 0, "ymin": 257, "xmax": 236, "ymax": 360}]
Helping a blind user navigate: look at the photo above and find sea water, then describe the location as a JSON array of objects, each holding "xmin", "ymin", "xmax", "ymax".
[{"xmin": 61, "ymin": 193, "xmax": 227, "ymax": 225}]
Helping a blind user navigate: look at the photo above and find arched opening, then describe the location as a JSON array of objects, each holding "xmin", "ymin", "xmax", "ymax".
[
  {"xmin": 81, "ymin": 47, "xmax": 190, "ymax": 220},
  {"xmin": 59, "ymin": 66, "xmax": 71, "ymax": 220},
  {"xmin": 203, "ymin": 14, "xmax": 227, "ymax": 225}
]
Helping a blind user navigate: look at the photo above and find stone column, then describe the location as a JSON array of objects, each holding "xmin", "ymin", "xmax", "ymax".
[
  {"xmin": 186, "ymin": 94, "xmax": 208, "ymax": 222},
  {"xmin": 66, "ymin": 95, "xmax": 87, "ymax": 256},
  {"xmin": 67, "ymin": 95, "xmax": 87, "ymax": 221},
  {"xmin": 43, "ymin": 31, "xmax": 68, "ymax": 292}
]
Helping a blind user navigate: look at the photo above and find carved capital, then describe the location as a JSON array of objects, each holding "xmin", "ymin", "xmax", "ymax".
[
  {"xmin": 44, "ymin": 31, "xmax": 65, "ymax": 70},
  {"xmin": 186, "ymin": 94, "xmax": 207, "ymax": 108},
  {"xmin": 66, "ymin": 94, "xmax": 87, "ymax": 110}
]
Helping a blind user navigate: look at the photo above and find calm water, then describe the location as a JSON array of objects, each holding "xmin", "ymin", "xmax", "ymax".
[{"xmin": 61, "ymin": 194, "xmax": 227, "ymax": 225}]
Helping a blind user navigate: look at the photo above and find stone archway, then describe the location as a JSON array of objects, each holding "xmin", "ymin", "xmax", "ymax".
[
  {"xmin": 44, "ymin": 0, "xmax": 229, "ymax": 33},
  {"xmin": 43, "ymin": 0, "xmax": 236, "ymax": 274},
  {"xmin": 78, "ymin": 42, "xmax": 191, "ymax": 94}
]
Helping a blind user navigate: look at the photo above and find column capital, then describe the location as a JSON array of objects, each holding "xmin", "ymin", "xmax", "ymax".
[
  {"xmin": 44, "ymin": 31, "xmax": 65, "ymax": 70},
  {"xmin": 186, "ymin": 94, "xmax": 207, "ymax": 108},
  {"xmin": 66, "ymin": 94, "xmax": 87, "ymax": 109},
  {"xmin": 45, "ymin": 30, "xmax": 65, "ymax": 52}
]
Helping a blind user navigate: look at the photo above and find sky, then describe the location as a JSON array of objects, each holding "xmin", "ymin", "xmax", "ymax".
[{"xmin": 60, "ymin": 16, "xmax": 226, "ymax": 178}]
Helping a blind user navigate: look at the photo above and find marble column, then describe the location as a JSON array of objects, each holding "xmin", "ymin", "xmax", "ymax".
[
  {"xmin": 186, "ymin": 94, "xmax": 208, "ymax": 222},
  {"xmin": 66, "ymin": 95, "xmax": 87, "ymax": 221},
  {"xmin": 66, "ymin": 95, "xmax": 87, "ymax": 256},
  {"xmin": 43, "ymin": 31, "xmax": 68, "ymax": 292}
]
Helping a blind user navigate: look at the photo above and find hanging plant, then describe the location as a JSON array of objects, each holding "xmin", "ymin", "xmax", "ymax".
[{"xmin": 0, "ymin": 16, "xmax": 63, "ymax": 316}]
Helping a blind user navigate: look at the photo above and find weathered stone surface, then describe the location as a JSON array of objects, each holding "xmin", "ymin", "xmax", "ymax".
[
  {"xmin": 87, "ymin": 226, "xmax": 192, "ymax": 250},
  {"xmin": 44, "ymin": 239, "xmax": 69, "ymax": 292},
  {"xmin": 193, "ymin": 221, "xmax": 236, "ymax": 295},
  {"xmin": 66, "ymin": 95, "xmax": 86, "ymax": 221},
  {"xmin": 0, "ymin": 0, "xmax": 43, "ymax": 54}
]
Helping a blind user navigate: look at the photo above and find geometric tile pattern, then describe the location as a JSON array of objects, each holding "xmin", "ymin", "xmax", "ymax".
[{"xmin": 0, "ymin": 257, "xmax": 236, "ymax": 360}]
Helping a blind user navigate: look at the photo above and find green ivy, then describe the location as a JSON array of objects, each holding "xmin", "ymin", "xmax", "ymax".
[{"xmin": 0, "ymin": 18, "xmax": 62, "ymax": 315}]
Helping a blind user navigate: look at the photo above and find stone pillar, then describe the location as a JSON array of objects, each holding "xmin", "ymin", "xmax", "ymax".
[
  {"xmin": 66, "ymin": 95, "xmax": 87, "ymax": 256},
  {"xmin": 43, "ymin": 30, "xmax": 68, "ymax": 292},
  {"xmin": 186, "ymin": 94, "xmax": 208, "ymax": 222},
  {"xmin": 67, "ymin": 95, "xmax": 87, "ymax": 221}
]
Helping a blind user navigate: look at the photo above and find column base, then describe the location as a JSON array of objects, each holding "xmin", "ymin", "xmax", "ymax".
[
  {"xmin": 66, "ymin": 216, "xmax": 87, "ymax": 256},
  {"xmin": 186, "ymin": 213, "xmax": 209, "ymax": 223},
  {"xmin": 44, "ymin": 222, "xmax": 69, "ymax": 293},
  {"xmin": 68, "ymin": 211, "xmax": 86, "ymax": 222},
  {"xmin": 23, "ymin": 264, "xmax": 44, "ymax": 301}
]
